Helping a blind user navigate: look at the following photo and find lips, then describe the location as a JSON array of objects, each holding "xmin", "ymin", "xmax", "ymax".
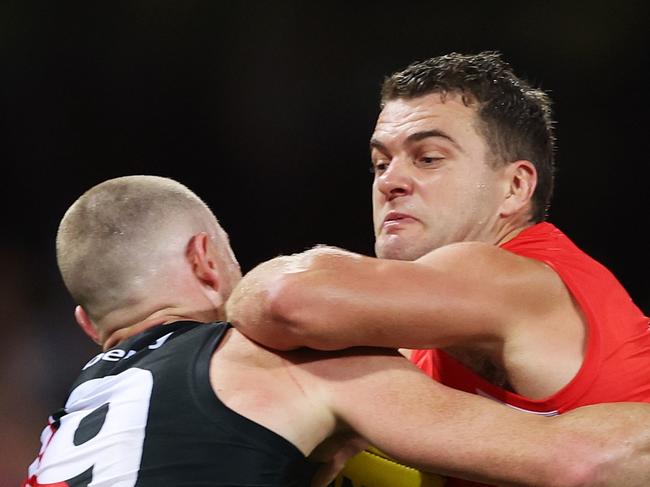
[{"xmin": 382, "ymin": 211, "xmax": 418, "ymax": 230}]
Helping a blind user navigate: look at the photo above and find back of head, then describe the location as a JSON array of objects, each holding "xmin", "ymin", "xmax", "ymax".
[
  {"xmin": 56, "ymin": 175, "xmax": 238, "ymax": 324},
  {"xmin": 381, "ymin": 51, "xmax": 555, "ymax": 222}
]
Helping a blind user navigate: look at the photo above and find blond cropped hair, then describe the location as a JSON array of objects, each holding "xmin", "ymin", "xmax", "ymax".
[{"xmin": 56, "ymin": 175, "xmax": 234, "ymax": 321}]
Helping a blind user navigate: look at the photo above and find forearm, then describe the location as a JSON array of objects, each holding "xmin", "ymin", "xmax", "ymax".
[
  {"xmin": 229, "ymin": 242, "xmax": 522, "ymax": 352},
  {"xmin": 552, "ymin": 403, "xmax": 650, "ymax": 487},
  {"xmin": 358, "ymin": 397, "xmax": 593, "ymax": 487},
  {"xmin": 329, "ymin": 360, "xmax": 646, "ymax": 487},
  {"xmin": 380, "ymin": 400, "xmax": 650, "ymax": 487}
]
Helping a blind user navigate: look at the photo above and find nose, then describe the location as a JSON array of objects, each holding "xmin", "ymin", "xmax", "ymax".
[{"xmin": 376, "ymin": 158, "xmax": 413, "ymax": 201}]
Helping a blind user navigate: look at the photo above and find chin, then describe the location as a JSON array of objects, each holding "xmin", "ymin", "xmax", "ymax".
[
  {"xmin": 376, "ymin": 236, "xmax": 433, "ymax": 262},
  {"xmin": 376, "ymin": 243, "xmax": 417, "ymax": 261}
]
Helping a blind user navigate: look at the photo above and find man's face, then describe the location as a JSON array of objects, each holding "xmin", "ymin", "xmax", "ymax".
[{"xmin": 371, "ymin": 92, "xmax": 509, "ymax": 260}]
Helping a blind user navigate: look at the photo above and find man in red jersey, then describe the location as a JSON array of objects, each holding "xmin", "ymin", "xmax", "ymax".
[
  {"xmin": 227, "ymin": 52, "xmax": 650, "ymax": 486},
  {"xmin": 32, "ymin": 175, "xmax": 650, "ymax": 487}
]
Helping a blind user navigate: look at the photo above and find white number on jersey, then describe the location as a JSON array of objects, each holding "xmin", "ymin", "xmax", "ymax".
[{"xmin": 28, "ymin": 368, "xmax": 154, "ymax": 486}]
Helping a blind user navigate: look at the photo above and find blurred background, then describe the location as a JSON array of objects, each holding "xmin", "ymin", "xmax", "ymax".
[{"xmin": 1, "ymin": 1, "xmax": 648, "ymax": 483}]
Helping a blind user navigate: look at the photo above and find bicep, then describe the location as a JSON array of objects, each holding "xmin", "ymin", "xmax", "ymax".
[{"xmin": 285, "ymin": 243, "xmax": 553, "ymax": 350}]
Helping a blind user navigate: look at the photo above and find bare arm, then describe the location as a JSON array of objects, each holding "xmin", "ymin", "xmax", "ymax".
[
  {"xmin": 226, "ymin": 243, "xmax": 561, "ymax": 351},
  {"xmin": 291, "ymin": 347, "xmax": 650, "ymax": 487}
]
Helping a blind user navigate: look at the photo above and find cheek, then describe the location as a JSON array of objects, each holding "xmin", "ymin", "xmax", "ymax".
[
  {"xmin": 371, "ymin": 185, "xmax": 383, "ymax": 225},
  {"xmin": 419, "ymin": 181, "xmax": 482, "ymax": 227},
  {"xmin": 419, "ymin": 182, "xmax": 456, "ymax": 211},
  {"xmin": 371, "ymin": 179, "xmax": 381, "ymax": 202}
]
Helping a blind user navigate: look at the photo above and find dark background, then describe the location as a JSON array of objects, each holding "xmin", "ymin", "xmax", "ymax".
[{"xmin": 1, "ymin": 1, "xmax": 648, "ymax": 482}]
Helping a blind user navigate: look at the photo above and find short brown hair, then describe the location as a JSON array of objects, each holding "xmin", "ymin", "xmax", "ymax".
[{"xmin": 381, "ymin": 51, "xmax": 555, "ymax": 222}]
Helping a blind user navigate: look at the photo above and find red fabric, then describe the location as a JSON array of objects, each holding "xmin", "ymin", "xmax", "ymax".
[
  {"xmin": 22, "ymin": 476, "xmax": 69, "ymax": 487},
  {"xmin": 411, "ymin": 223, "xmax": 650, "ymax": 486}
]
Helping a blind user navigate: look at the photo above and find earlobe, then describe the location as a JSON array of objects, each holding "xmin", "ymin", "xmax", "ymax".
[{"xmin": 75, "ymin": 305, "xmax": 101, "ymax": 344}]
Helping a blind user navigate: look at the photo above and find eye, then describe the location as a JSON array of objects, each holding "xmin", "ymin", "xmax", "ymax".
[
  {"xmin": 415, "ymin": 155, "xmax": 443, "ymax": 168},
  {"xmin": 370, "ymin": 160, "xmax": 389, "ymax": 174}
]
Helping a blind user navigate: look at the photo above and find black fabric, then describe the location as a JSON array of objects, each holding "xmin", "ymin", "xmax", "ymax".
[{"xmin": 66, "ymin": 321, "xmax": 319, "ymax": 486}]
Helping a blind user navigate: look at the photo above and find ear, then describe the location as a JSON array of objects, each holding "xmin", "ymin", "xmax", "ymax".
[
  {"xmin": 187, "ymin": 232, "xmax": 222, "ymax": 294},
  {"xmin": 499, "ymin": 160, "xmax": 537, "ymax": 217},
  {"xmin": 75, "ymin": 305, "xmax": 101, "ymax": 344}
]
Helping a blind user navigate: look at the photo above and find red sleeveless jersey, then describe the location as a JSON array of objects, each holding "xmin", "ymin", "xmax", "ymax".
[{"xmin": 411, "ymin": 223, "xmax": 650, "ymax": 486}]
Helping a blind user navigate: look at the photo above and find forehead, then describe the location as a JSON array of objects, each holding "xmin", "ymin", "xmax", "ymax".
[{"xmin": 373, "ymin": 92, "xmax": 480, "ymax": 142}]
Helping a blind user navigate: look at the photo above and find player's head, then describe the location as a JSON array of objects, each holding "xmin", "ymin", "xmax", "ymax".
[
  {"xmin": 56, "ymin": 175, "xmax": 241, "ymax": 344},
  {"xmin": 372, "ymin": 51, "xmax": 555, "ymax": 260}
]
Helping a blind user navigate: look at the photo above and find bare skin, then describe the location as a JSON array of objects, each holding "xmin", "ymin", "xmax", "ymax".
[
  {"xmin": 97, "ymin": 312, "xmax": 650, "ymax": 487},
  {"xmin": 60, "ymin": 176, "xmax": 650, "ymax": 486},
  {"xmin": 224, "ymin": 95, "xmax": 650, "ymax": 483},
  {"xmin": 227, "ymin": 93, "xmax": 587, "ymax": 399},
  {"xmin": 209, "ymin": 327, "xmax": 650, "ymax": 487},
  {"xmin": 88, "ymin": 229, "xmax": 647, "ymax": 487}
]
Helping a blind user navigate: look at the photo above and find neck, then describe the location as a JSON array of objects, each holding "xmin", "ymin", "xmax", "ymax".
[
  {"xmin": 492, "ymin": 216, "xmax": 537, "ymax": 247},
  {"xmin": 101, "ymin": 306, "xmax": 224, "ymax": 350},
  {"xmin": 495, "ymin": 226, "xmax": 528, "ymax": 246}
]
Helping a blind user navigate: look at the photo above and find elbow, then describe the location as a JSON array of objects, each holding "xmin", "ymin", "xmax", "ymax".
[
  {"xmin": 265, "ymin": 273, "xmax": 344, "ymax": 350},
  {"xmin": 229, "ymin": 272, "xmax": 309, "ymax": 351},
  {"xmin": 225, "ymin": 271, "xmax": 301, "ymax": 350},
  {"xmin": 263, "ymin": 274, "xmax": 311, "ymax": 347},
  {"xmin": 227, "ymin": 252, "xmax": 342, "ymax": 350}
]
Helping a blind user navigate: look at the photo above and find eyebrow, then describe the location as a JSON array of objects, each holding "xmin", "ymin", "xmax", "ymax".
[{"xmin": 370, "ymin": 129, "xmax": 464, "ymax": 153}]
